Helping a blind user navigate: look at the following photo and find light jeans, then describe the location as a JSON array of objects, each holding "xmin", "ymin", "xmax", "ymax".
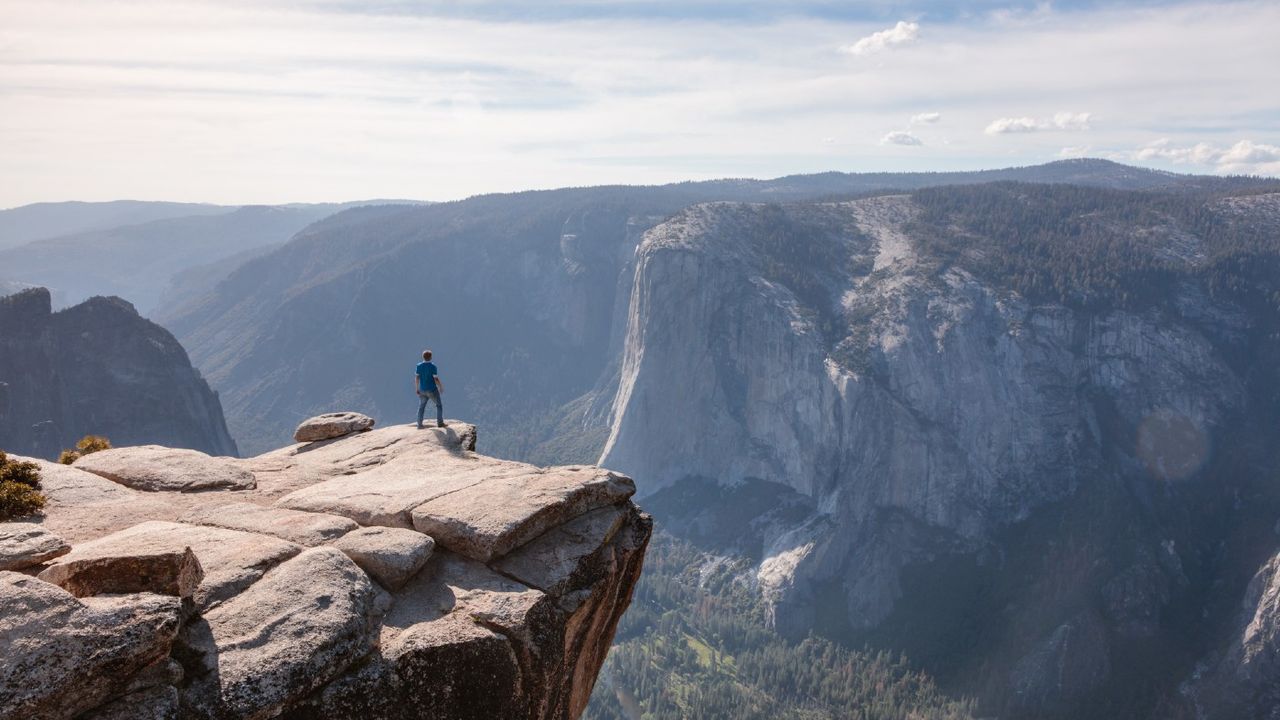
[{"xmin": 417, "ymin": 390, "xmax": 443, "ymax": 426}]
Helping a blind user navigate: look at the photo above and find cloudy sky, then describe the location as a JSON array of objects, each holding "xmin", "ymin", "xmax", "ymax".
[{"xmin": 1, "ymin": 0, "xmax": 1277, "ymax": 206}]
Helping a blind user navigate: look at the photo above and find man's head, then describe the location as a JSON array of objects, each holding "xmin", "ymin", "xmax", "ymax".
[{"xmin": 422, "ymin": 350, "xmax": 433, "ymax": 361}]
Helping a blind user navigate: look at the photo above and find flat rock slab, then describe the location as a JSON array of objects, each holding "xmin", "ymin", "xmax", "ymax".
[
  {"xmin": 39, "ymin": 544, "xmax": 203, "ymax": 599},
  {"xmin": 294, "ymin": 412, "xmax": 376, "ymax": 442},
  {"xmin": 411, "ymin": 467, "xmax": 636, "ymax": 562},
  {"xmin": 333, "ymin": 526, "xmax": 435, "ymax": 590},
  {"xmin": 248, "ymin": 422, "xmax": 477, "ymax": 498},
  {"xmin": 38, "ymin": 520, "xmax": 300, "ymax": 610},
  {"xmin": 74, "ymin": 446, "xmax": 256, "ymax": 493},
  {"xmin": 493, "ymin": 506, "xmax": 631, "ymax": 597},
  {"xmin": 180, "ymin": 502, "xmax": 358, "ymax": 546},
  {"xmin": 275, "ymin": 427, "xmax": 524, "ymax": 528},
  {"xmin": 183, "ymin": 547, "xmax": 385, "ymax": 720},
  {"xmin": 9, "ymin": 457, "xmax": 178, "ymax": 544},
  {"xmin": 0, "ymin": 572, "xmax": 182, "ymax": 720},
  {"xmin": 0, "ymin": 523, "xmax": 71, "ymax": 571}
]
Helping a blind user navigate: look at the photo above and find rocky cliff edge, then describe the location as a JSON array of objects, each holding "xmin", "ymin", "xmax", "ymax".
[{"xmin": 0, "ymin": 416, "xmax": 651, "ymax": 720}]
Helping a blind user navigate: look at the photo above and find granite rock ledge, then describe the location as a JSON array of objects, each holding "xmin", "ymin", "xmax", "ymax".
[{"xmin": 0, "ymin": 417, "xmax": 651, "ymax": 720}]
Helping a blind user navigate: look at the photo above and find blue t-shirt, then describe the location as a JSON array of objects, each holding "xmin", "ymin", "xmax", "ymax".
[{"xmin": 416, "ymin": 361, "xmax": 439, "ymax": 394}]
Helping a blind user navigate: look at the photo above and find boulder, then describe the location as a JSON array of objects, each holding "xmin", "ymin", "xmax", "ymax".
[
  {"xmin": 411, "ymin": 467, "xmax": 636, "ymax": 562},
  {"xmin": 0, "ymin": 523, "xmax": 70, "ymax": 570},
  {"xmin": 0, "ymin": 572, "xmax": 182, "ymax": 720},
  {"xmin": 180, "ymin": 547, "xmax": 386, "ymax": 720},
  {"xmin": 74, "ymin": 446, "xmax": 256, "ymax": 493},
  {"xmin": 37, "ymin": 520, "xmax": 299, "ymax": 610},
  {"xmin": 293, "ymin": 412, "xmax": 376, "ymax": 443},
  {"xmin": 38, "ymin": 544, "xmax": 203, "ymax": 599},
  {"xmin": 180, "ymin": 502, "xmax": 358, "ymax": 546},
  {"xmin": 332, "ymin": 525, "xmax": 435, "ymax": 590}
]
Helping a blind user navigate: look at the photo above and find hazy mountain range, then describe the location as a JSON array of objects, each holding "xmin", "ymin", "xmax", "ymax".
[
  {"xmin": 0, "ymin": 199, "xmax": 428, "ymax": 315},
  {"xmin": 3, "ymin": 159, "xmax": 1279, "ymax": 718}
]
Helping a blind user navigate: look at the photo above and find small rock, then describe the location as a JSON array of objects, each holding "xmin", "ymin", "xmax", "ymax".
[
  {"xmin": 74, "ymin": 446, "xmax": 256, "ymax": 493},
  {"xmin": 36, "ymin": 520, "xmax": 299, "ymax": 610},
  {"xmin": 333, "ymin": 526, "xmax": 435, "ymax": 590},
  {"xmin": 180, "ymin": 502, "xmax": 358, "ymax": 547},
  {"xmin": 39, "ymin": 544, "xmax": 203, "ymax": 599},
  {"xmin": 293, "ymin": 412, "xmax": 376, "ymax": 443},
  {"xmin": 0, "ymin": 524, "xmax": 71, "ymax": 571}
]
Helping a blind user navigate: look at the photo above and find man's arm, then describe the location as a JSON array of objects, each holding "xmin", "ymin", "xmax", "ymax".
[{"xmin": 434, "ymin": 375, "xmax": 443, "ymax": 393}]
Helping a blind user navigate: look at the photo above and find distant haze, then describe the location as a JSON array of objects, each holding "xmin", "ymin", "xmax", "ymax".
[{"xmin": 0, "ymin": 0, "xmax": 1277, "ymax": 207}]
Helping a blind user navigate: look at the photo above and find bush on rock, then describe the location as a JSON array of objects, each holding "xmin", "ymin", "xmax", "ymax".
[
  {"xmin": 59, "ymin": 434, "xmax": 112, "ymax": 465},
  {"xmin": 0, "ymin": 450, "xmax": 46, "ymax": 520}
]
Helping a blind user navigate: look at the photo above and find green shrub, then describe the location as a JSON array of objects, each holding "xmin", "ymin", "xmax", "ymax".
[
  {"xmin": 76, "ymin": 435, "xmax": 112, "ymax": 454},
  {"xmin": 0, "ymin": 450, "xmax": 42, "ymax": 489},
  {"xmin": 0, "ymin": 450, "xmax": 45, "ymax": 520},
  {"xmin": 57, "ymin": 435, "xmax": 111, "ymax": 464},
  {"xmin": 0, "ymin": 481, "xmax": 46, "ymax": 520}
]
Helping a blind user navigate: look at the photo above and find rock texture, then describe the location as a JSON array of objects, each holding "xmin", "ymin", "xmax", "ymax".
[
  {"xmin": 0, "ymin": 523, "xmax": 70, "ymax": 570},
  {"xmin": 0, "ymin": 572, "xmax": 183, "ymax": 720},
  {"xmin": 293, "ymin": 411, "xmax": 375, "ymax": 442},
  {"xmin": 0, "ymin": 288, "xmax": 237, "ymax": 459},
  {"xmin": 75, "ymin": 446, "xmax": 255, "ymax": 492},
  {"xmin": 0, "ymin": 419, "xmax": 650, "ymax": 720}
]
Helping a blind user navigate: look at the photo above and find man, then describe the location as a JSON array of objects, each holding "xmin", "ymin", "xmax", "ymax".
[{"xmin": 415, "ymin": 350, "xmax": 445, "ymax": 428}]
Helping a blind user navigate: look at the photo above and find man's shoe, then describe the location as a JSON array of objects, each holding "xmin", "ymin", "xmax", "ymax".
[
  {"xmin": 437, "ymin": 421, "xmax": 447, "ymax": 428},
  {"xmin": 416, "ymin": 424, "xmax": 424, "ymax": 429}
]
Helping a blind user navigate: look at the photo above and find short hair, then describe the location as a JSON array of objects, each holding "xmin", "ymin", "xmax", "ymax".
[{"xmin": 422, "ymin": 350, "xmax": 433, "ymax": 361}]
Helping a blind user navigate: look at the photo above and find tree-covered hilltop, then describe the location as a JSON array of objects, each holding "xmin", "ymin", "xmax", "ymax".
[
  {"xmin": 906, "ymin": 182, "xmax": 1280, "ymax": 311},
  {"xmin": 584, "ymin": 532, "xmax": 975, "ymax": 720}
]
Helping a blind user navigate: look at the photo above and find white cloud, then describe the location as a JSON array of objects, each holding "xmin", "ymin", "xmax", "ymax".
[
  {"xmin": 1058, "ymin": 145, "xmax": 1091, "ymax": 158},
  {"xmin": 985, "ymin": 112, "xmax": 1092, "ymax": 134},
  {"xmin": 1, "ymin": 1, "xmax": 1279, "ymax": 204},
  {"xmin": 881, "ymin": 130, "xmax": 923, "ymax": 146},
  {"xmin": 1135, "ymin": 138, "xmax": 1280, "ymax": 175},
  {"xmin": 910, "ymin": 112, "xmax": 941, "ymax": 125},
  {"xmin": 841, "ymin": 21, "xmax": 919, "ymax": 56}
]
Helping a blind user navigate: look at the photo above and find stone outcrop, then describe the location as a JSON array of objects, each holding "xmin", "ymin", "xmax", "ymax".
[
  {"xmin": 74, "ymin": 446, "xmax": 255, "ymax": 492},
  {"xmin": 0, "ymin": 417, "xmax": 650, "ymax": 720},
  {"xmin": 293, "ymin": 412, "xmax": 376, "ymax": 442},
  {"xmin": 0, "ymin": 288, "xmax": 237, "ymax": 459},
  {"xmin": 1187, "ymin": 546, "xmax": 1280, "ymax": 719}
]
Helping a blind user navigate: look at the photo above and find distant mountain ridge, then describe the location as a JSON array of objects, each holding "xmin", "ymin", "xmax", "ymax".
[
  {"xmin": 0, "ymin": 199, "xmax": 432, "ymax": 315},
  {"xmin": 159, "ymin": 160, "xmax": 1277, "ymax": 458}
]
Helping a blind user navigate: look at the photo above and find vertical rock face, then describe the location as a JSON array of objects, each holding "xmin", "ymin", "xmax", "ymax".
[
  {"xmin": 0, "ymin": 287, "xmax": 237, "ymax": 458},
  {"xmin": 0, "ymin": 418, "xmax": 650, "ymax": 720},
  {"xmin": 598, "ymin": 193, "xmax": 1280, "ymax": 715}
]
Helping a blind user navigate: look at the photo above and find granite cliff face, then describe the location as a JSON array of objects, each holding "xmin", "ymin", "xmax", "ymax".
[
  {"xmin": 0, "ymin": 416, "xmax": 650, "ymax": 720},
  {"xmin": 599, "ymin": 192, "xmax": 1280, "ymax": 716},
  {"xmin": 0, "ymin": 288, "xmax": 237, "ymax": 458}
]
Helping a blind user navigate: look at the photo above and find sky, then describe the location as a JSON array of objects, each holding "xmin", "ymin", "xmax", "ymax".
[{"xmin": 0, "ymin": 0, "xmax": 1277, "ymax": 206}]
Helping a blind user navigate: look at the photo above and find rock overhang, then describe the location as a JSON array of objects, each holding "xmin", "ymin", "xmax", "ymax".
[{"xmin": 0, "ymin": 415, "xmax": 651, "ymax": 720}]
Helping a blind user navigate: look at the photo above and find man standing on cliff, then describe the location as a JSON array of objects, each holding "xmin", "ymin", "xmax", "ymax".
[{"xmin": 415, "ymin": 350, "xmax": 445, "ymax": 429}]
